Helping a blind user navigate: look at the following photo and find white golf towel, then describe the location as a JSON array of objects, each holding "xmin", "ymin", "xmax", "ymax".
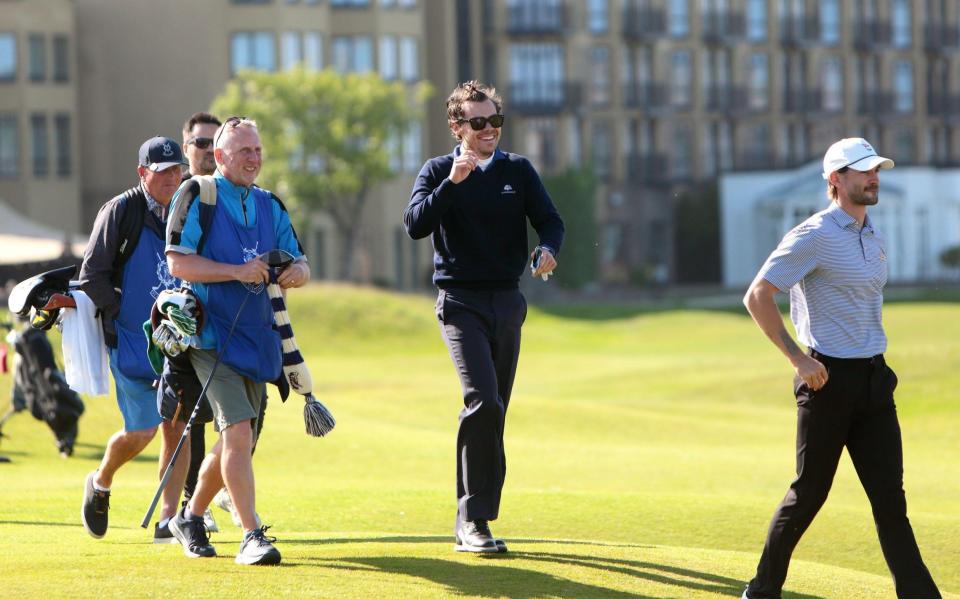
[{"xmin": 60, "ymin": 290, "xmax": 110, "ymax": 396}]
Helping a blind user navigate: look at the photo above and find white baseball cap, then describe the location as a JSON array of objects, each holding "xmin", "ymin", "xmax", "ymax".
[{"xmin": 822, "ymin": 137, "xmax": 894, "ymax": 179}]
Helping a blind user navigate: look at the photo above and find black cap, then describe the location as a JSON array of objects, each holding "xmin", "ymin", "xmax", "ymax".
[{"xmin": 138, "ymin": 136, "xmax": 188, "ymax": 172}]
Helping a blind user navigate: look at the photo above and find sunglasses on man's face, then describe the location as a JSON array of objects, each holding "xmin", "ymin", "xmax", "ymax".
[
  {"xmin": 213, "ymin": 116, "xmax": 247, "ymax": 148},
  {"xmin": 457, "ymin": 114, "xmax": 505, "ymax": 131},
  {"xmin": 186, "ymin": 137, "xmax": 214, "ymax": 150}
]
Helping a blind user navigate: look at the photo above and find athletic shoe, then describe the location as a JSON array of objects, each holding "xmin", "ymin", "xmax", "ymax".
[
  {"xmin": 168, "ymin": 508, "xmax": 216, "ymax": 558},
  {"xmin": 203, "ymin": 508, "xmax": 219, "ymax": 533},
  {"xmin": 153, "ymin": 521, "xmax": 176, "ymax": 544},
  {"xmin": 741, "ymin": 590, "xmax": 750, "ymax": 599},
  {"xmin": 214, "ymin": 488, "xmax": 262, "ymax": 528},
  {"xmin": 495, "ymin": 538, "xmax": 508, "ymax": 553},
  {"xmin": 81, "ymin": 471, "xmax": 109, "ymax": 539},
  {"xmin": 213, "ymin": 488, "xmax": 240, "ymax": 526},
  {"xmin": 454, "ymin": 519, "xmax": 499, "ymax": 553},
  {"xmin": 236, "ymin": 526, "xmax": 281, "ymax": 565}
]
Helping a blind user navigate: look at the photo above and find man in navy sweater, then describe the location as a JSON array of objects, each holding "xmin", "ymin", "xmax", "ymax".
[{"xmin": 404, "ymin": 80, "xmax": 565, "ymax": 553}]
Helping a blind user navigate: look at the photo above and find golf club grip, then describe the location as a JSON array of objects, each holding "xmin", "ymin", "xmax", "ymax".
[{"xmin": 139, "ymin": 289, "xmax": 252, "ymax": 528}]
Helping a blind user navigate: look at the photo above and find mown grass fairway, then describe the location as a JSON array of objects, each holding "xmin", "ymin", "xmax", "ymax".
[{"xmin": 0, "ymin": 285, "xmax": 957, "ymax": 598}]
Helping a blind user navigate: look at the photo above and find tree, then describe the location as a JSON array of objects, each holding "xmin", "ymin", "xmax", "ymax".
[
  {"xmin": 540, "ymin": 167, "xmax": 597, "ymax": 289},
  {"xmin": 941, "ymin": 245, "xmax": 960, "ymax": 278},
  {"xmin": 211, "ymin": 68, "xmax": 431, "ymax": 280}
]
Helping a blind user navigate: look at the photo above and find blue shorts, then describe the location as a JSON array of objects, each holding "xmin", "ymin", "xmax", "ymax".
[{"xmin": 109, "ymin": 348, "xmax": 162, "ymax": 432}]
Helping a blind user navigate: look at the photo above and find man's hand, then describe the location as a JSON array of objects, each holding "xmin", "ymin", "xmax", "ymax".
[
  {"xmin": 794, "ymin": 353, "xmax": 829, "ymax": 391},
  {"xmin": 278, "ymin": 261, "xmax": 310, "ymax": 289},
  {"xmin": 234, "ymin": 258, "xmax": 269, "ymax": 286},
  {"xmin": 449, "ymin": 150, "xmax": 479, "ymax": 184},
  {"xmin": 530, "ymin": 247, "xmax": 557, "ymax": 279}
]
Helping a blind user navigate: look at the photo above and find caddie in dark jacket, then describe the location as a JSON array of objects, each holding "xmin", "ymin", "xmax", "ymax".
[
  {"xmin": 78, "ymin": 136, "xmax": 187, "ymax": 540},
  {"xmin": 404, "ymin": 80, "xmax": 564, "ymax": 553}
]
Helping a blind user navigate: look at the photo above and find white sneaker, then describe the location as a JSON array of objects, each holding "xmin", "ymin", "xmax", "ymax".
[
  {"xmin": 213, "ymin": 487, "xmax": 261, "ymax": 528},
  {"xmin": 203, "ymin": 507, "xmax": 218, "ymax": 533},
  {"xmin": 741, "ymin": 590, "xmax": 750, "ymax": 599}
]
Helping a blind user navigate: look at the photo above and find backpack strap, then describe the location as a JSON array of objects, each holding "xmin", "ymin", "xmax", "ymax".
[
  {"xmin": 111, "ymin": 187, "xmax": 147, "ymax": 289},
  {"xmin": 194, "ymin": 175, "xmax": 217, "ymax": 255}
]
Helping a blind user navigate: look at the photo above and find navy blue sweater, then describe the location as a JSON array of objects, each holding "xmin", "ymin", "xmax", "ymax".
[{"xmin": 404, "ymin": 148, "xmax": 565, "ymax": 289}]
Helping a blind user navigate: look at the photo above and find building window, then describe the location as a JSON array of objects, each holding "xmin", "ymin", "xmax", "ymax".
[
  {"xmin": 378, "ymin": 35, "xmax": 398, "ymax": 80},
  {"xmin": 748, "ymin": 52, "xmax": 768, "ymax": 110},
  {"xmin": 282, "ymin": 31, "xmax": 302, "ymax": 70},
  {"xmin": 54, "ymin": 113, "xmax": 71, "ymax": 177},
  {"xmin": 509, "ymin": 43, "xmax": 565, "ymax": 105},
  {"xmin": 589, "ymin": 45, "xmax": 611, "ymax": 106},
  {"xmin": 891, "ymin": 0, "xmax": 911, "ymax": 48},
  {"xmin": 0, "ymin": 115, "xmax": 19, "ymax": 177},
  {"xmin": 895, "ymin": 127, "xmax": 915, "ymax": 163},
  {"xmin": 399, "ymin": 36, "xmax": 418, "ymax": 81},
  {"xmin": 332, "ymin": 36, "xmax": 373, "ymax": 73},
  {"xmin": 0, "ymin": 33, "xmax": 17, "ymax": 82},
  {"xmin": 304, "ymin": 32, "xmax": 322, "ymax": 70},
  {"xmin": 821, "ymin": 56, "xmax": 843, "ymax": 112},
  {"xmin": 670, "ymin": 50, "xmax": 692, "ymax": 107},
  {"xmin": 591, "ymin": 120, "xmax": 611, "ymax": 180},
  {"xmin": 568, "ymin": 117, "xmax": 582, "ymax": 166},
  {"xmin": 820, "ymin": 0, "xmax": 840, "ymax": 44},
  {"xmin": 29, "ymin": 34, "xmax": 46, "ymax": 82},
  {"xmin": 31, "ymin": 114, "xmax": 48, "ymax": 178},
  {"xmin": 231, "ymin": 31, "xmax": 277, "ymax": 73},
  {"xmin": 672, "ymin": 124, "xmax": 692, "ymax": 178},
  {"xmin": 524, "ymin": 118, "xmax": 558, "ymax": 172},
  {"xmin": 587, "ymin": 0, "xmax": 608, "ymax": 34},
  {"xmin": 331, "ymin": 0, "xmax": 371, "ymax": 6},
  {"xmin": 894, "ymin": 60, "xmax": 913, "ymax": 112},
  {"xmin": 717, "ymin": 120, "xmax": 733, "ymax": 170},
  {"xmin": 282, "ymin": 31, "xmax": 322, "ymax": 71},
  {"xmin": 668, "ymin": 0, "xmax": 689, "ymax": 37},
  {"xmin": 746, "ymin": 0, "xmax": 767, "ymax": 42},
  {"xmin": 701, "ymin": 123, "xmax": 716, "ymax": 176},
  {"xmin": 506, "ymin": 0, "xmax": 564, "ymax": 30},
  {"xmin": 52, "ymin": 35, "xmax": 69, "ymax": 82}
]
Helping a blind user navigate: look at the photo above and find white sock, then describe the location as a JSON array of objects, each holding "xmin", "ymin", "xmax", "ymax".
[
  {"xmin": 158, "ymin": 517, "xmax": 170, "ymax": 528},
  {"xmin": 92, "ymin": 481, "xmax": 110, "ymax": 493}
]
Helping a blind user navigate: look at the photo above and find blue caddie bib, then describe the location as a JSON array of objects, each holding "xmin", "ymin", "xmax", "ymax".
[
  {"xmin": 115, "ymin": 225, "xmax": 178, "ymax": 379},
  {"xmin": 201, "ymin": 188, "xmax": 281, "ymax": 383}
]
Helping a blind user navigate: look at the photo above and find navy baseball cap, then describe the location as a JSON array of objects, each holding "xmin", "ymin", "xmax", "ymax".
[{"xmin": 138, "ymin": 136, "xmax": 188, "ymax": 172}]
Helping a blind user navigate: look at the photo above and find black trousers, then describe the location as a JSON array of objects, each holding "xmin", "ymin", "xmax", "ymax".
[
  {"xmin": 748, "ymin": 352, "xmax": 940, "ymax": 599},
  {"xmin": 437, "ymin": 288, "xmax": 526, "ymax": 524}
]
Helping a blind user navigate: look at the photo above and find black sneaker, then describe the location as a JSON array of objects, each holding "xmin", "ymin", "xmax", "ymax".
[
  {"xmin": 153, "ymin": 521, "xmax": 177, "ymax": 544},
  {"xmin": 168, "ymin": 508, "xmax": 217, "ymax": 558},
  {"xmin": 454, "ymin": 519, "xmax": 499, "ymax": 553},
  {"xmin": 236, "ymin": 526, "xmax": 281, "ymax": 565},
  {"xmin": 81, "ymin": 471, "xmax": 109, "ymax": 539}
]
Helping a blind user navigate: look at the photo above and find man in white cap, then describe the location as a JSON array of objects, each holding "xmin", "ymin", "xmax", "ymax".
[{"xmin": 740, "ymin": 138, "xmax": 942, "ymax": 599}]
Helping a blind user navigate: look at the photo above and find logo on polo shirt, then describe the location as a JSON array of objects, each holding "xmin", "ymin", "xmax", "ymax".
[{"xmin": 502, "ymin": 184, "xmax": 515, "ymax": 194}]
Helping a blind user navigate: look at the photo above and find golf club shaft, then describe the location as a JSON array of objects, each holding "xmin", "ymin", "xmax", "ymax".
[{"xmin": 139, "ymin": 289, "xmax": 252, "ymax": 528}]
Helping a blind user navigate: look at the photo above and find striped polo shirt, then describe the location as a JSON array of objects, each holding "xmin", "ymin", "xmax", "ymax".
[{"xmin": 758, "ymin": 202, "xmax": 887, "ymax": 358}]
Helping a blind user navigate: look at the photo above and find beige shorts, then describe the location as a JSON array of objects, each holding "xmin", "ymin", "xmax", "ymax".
[{"xmin": 188, "ymin": 348, "xmax": 264, "ymax": 440}]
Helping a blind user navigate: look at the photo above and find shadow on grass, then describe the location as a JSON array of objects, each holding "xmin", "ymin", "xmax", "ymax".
[
  {"xmin": 286, "ymin": 537, "xmax": 826, "ymax": 599},
  {"xmin": 0, "ymin": 519, "xmax": 75, "ymax": 527},
  {"xmin": 314, "ymin": 556, "xmax": 649, "ymax": 598},
  {"xmin": 294, "ymin": 535, "xmax": 653, "ymax": 550}
]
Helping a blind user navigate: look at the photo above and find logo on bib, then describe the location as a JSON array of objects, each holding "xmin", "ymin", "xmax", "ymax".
[
  {"xmin": 151, "ymin": 252, "xmax": 179, "ymax": 299},
  {"xmin": 241, "ymin": 242, "xmax": 265, "ymax": 294}
]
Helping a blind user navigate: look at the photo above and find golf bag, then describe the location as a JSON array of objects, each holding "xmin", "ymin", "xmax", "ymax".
[{"xmin": 8, "ymin": 324, "xmax": 84, "ymax": 456}]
